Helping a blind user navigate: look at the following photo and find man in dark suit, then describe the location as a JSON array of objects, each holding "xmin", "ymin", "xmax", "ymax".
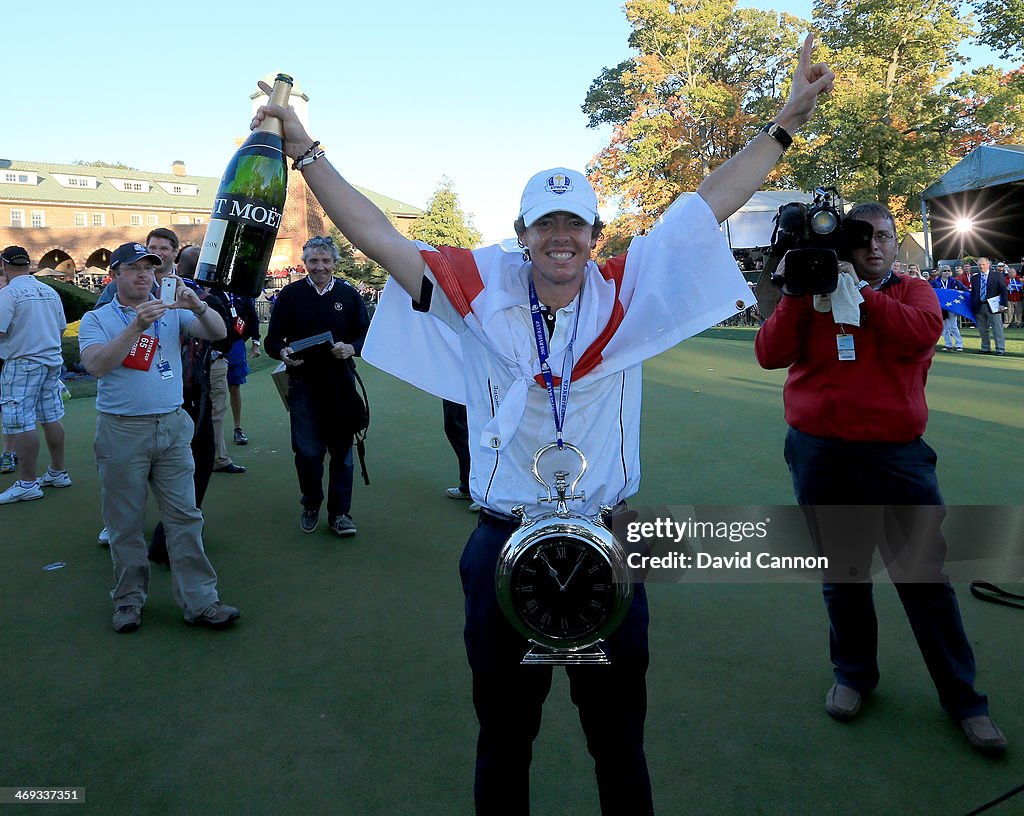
[{"xmin": 970, "ymin": 256, "xmax": 1008, "ymax": 355}]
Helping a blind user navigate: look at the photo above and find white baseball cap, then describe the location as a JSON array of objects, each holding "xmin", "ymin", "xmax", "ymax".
[{"xmin": 519, "ymin": 167, "xmax": 598, "ymax": 227}]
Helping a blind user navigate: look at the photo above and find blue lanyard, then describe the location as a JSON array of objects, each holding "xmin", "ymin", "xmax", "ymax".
[
  {"xmin": 528, "ymin": 277, "xmax": 583, "ymax": 450},
  {"xmin": 114, "ymin": 298, "xmax": 163, "ymax": 359}
]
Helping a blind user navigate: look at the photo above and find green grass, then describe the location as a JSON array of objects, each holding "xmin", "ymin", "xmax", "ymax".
[{"xmin": 2, "ymin": 331, "xmax": 1022, "ymax": 815}]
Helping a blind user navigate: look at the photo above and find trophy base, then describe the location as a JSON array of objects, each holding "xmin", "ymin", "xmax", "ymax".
[{"xmin": 521, "ymin": 643, "xmax": 610, "ymax": 666}]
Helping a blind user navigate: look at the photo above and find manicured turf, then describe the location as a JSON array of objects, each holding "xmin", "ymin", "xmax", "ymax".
[{"xmin": 2, "ymin": 330, "xmax": 1021, "ymax": 815}]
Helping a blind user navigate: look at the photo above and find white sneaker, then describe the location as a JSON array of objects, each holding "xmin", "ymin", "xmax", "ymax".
[
  {"xmin": 98, "ymin": 527, "xmax": 110, "ymax": 546},
  {"xmin": 38, "ymin": 469, "xmax": 72, "ymax": 488},
  {"xmin": 0, "ymin": 480, "xmax": 43, "ymax": 504}
]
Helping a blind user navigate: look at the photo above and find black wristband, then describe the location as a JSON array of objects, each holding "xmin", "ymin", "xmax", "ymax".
[
  {"xmin": 291, "ymin": 140, "xmax": 321, "ymax": 170},
  {"xmin": 762, "ymin": 122, "xmax": 793, "ymax": 150}
]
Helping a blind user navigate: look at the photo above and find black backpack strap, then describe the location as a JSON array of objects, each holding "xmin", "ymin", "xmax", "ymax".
[
  {"xmin": 969, "ymin": 581, "xmax": 1024, "ymax": 610},
  {"xmin": 350, "ymin": 364, "xmax": 370, "ymax": 486},
  {"xmin": 352, "ymin": 365, "xmax": 370, "ymax": 433},
  {"xmin": 354, "ymin": 436, "xmax": 369, "ymax": 486}
]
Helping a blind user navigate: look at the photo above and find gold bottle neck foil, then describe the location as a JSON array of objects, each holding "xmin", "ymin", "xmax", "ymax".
[{"xmin": 255, "ymin": 74, "xmax": 293, "ymax": 138}]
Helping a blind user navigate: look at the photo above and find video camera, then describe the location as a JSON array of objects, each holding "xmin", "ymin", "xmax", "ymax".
[{"xmin": 766, "ymin": 187, "xmax": 874, "ymax": 297}]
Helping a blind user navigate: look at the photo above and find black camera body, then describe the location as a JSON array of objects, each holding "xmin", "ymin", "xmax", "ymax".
[{"xmin": 767, "ymin": 188, "xmax": 873, "ymax": 297}]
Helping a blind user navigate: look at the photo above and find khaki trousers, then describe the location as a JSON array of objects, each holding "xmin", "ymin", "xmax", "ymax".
[
  {"xmin": 96, "ymin": 408, "xmax": 219, "ymax": 616},
  {"xmin": 209, "ymin": 356, "xmax": 232, "ymax": 469}
]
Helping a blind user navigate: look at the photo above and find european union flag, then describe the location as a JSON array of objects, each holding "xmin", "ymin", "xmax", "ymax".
[{"xmin": 934, "ymin": 288, "xmax": 976, "ymax": 324}]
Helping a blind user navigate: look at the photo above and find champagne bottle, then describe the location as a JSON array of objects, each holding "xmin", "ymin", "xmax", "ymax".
[{"xmin": 196, "ymin": 73, "xmax": 293, "ymax": 297}]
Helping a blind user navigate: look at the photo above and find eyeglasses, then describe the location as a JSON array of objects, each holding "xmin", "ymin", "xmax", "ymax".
[
  {"xmin": 871, "ymin": 232, "xmax": 896, "ymax": 244},
  {"xmin": 303, "ymin": 236, "xmax": 335, "ymax": 249}
]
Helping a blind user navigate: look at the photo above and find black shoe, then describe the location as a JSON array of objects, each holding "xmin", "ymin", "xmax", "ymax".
[
  {"xmin": 328, "ymin": 514, "xmax": 357, "ymax": 536},
  {"xmin": 300, "ymin": 509, "xmax": 320, "ymax": 533},
  {"xmin": 233, "ymin": 428, "xmax": 248, "ymax": 445},
  {"xmin": 214, "ymin": 463, "xmax": 246, "ymax": 474}
]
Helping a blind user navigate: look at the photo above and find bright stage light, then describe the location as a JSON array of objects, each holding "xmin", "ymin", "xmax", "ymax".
[{"xmin": 955, "ymin": 218, "xmax": 974, "ymax": 233}]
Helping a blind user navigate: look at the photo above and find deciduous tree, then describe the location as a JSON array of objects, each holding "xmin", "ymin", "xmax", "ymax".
[
  {"xmin": 329, "ymin": 227, "xmax": 389, "ymax": 289},
  {"xmin": 409, "ymin": 177, "xmax": 481, "ymax": 249},
  {"xmin": 786, "ymin": 0, "xmax": 973, "ymax": 223},
  {"xmin": 941, "ymin": 67, "xmax": 1024, "ymax": 156},
  {"xmin": 583, "ymin": 0, "xmax": 805, "ymax": 254},
  {"xmin": 971, "ymin": 0, "xmax": 1024, "ymax": 60}
]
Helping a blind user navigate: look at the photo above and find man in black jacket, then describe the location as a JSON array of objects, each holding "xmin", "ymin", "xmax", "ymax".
[
  {"xmin": 148, "ymin": 245, "xmax": 232, "ymax": 563},
  {"xmin": 265, "ymin": 236, "xmax": 370, "ymax": 536}
]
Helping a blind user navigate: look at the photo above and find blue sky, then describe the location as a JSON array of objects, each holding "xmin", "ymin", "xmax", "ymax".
[{"xmin": 6, "ymin": 1, "xmax": 1012, "ymax": 241}]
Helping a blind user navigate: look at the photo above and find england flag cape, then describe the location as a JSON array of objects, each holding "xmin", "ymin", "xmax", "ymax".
[{"xmin": 363, "ymin": 193, "xmax": 752, "ymax": 451}]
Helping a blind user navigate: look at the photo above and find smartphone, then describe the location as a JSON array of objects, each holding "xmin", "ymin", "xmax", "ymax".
[{"xmin": 160, "ymin": 276, "xmax": 177, "ymax": 305}]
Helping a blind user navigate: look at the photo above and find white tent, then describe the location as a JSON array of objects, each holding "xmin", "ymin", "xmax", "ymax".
[
  {"xmin": 671, "ymin": 190, "xmax": 818, "ymax": 249},
  {"xmin": 721, "ymin": 190, "xmax": 817, "ymax": 249}
]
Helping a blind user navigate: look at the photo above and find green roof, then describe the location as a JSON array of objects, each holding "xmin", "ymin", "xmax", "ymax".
[
  {"xmin": 0, "ymin": 158, "xmax": 216, "ymax": 210},
  {"xmin": 0, "ymin": 158, "xmax": 422, "ymax": 218},
  {"xmin": 351, "ymin": 184, "xmax": 422, "ymax": 218}
]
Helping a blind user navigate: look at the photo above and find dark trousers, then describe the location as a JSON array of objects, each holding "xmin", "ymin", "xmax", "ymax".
[
  {"xmin": 460, "ymin": 513, "xmax": 653, "ymax": 816},
  {"xmin": 150, "ymin": 390, "xmax": 214, "ymax": 562},
  {"xmin": 784, "ymin": 427, "xmax": 988, "ymax": 718},
  {"xmin": 442, "ymin": 399, "xmax": 471, "ymax": 493},
  {"xmin": 289, "ymin": 376, "xmax": 353, "ymax": 518}
]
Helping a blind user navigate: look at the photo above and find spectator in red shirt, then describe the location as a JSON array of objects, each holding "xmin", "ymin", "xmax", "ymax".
[{"xmin": 754, "ymin": 203, "xmax": 1007, "ymax": 755}]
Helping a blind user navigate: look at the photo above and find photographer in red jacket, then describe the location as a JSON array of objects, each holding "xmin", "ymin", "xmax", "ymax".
[{"xmin": 754, "ymin": 202, "xmax": 1006, "ymax": 754}]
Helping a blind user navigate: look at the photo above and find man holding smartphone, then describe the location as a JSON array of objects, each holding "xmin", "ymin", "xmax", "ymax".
[{"xmin": 79, "ymin": 242, "xmax": 239, "ymax": 633}]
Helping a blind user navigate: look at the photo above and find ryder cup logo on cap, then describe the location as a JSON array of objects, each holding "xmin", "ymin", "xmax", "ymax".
[
  {"xmin": 519, "ymin": 167, "xmax": 598, "ymax": 227},
  {"xmin": 109, "ymin": 242, "xmax": 162, "ymax": 270},
  {"xmin": 546, "ymin": 173, "xmax": 573, "ymax": 195}
]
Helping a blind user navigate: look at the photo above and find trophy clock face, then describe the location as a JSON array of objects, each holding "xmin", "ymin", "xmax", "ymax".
[
  {"xmin": 494, "ymin": 441, "xmax": 633, "ymax": 663},
  {"xmin": 509, "ymin": 535, "xmax": 618, "ymax": 642}
]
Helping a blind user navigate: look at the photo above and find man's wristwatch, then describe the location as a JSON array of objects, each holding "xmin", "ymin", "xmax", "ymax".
[
  {"xmin": 763, "ymin": 122, "xmax": 793, "ymax": 150},
  {"xmin": 856, "ymin": 280, "xmax": 870, "ymax": 291}
]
